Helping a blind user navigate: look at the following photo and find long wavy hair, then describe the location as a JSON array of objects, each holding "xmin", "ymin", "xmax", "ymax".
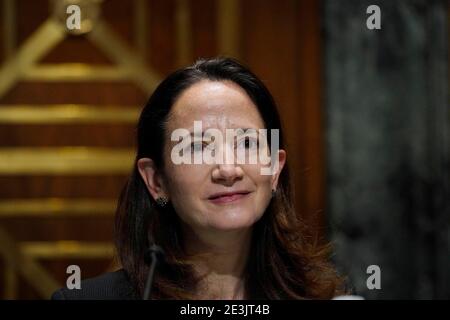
[{"xmin": 115, "ymin": 57, "xmax": 345, "ymax": 299}]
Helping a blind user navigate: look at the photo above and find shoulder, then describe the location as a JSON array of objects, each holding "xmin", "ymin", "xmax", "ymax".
[{"xmin": 51, "ymin": 268, "xmax": 139, "ymax": 300}]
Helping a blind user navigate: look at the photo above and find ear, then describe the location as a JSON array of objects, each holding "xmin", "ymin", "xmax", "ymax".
[
  {"xmin": 271, "ymin": 149, "xmax": 286, "ymax": 190},
  {"xmin": 137, "ymin": 158, "xmax": 169, "ymax": 201}
]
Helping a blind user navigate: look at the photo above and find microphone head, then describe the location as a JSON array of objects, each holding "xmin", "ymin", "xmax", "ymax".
[{"xmin": 144, "ymin": 244, "xmax": 165, "ymax": 265}]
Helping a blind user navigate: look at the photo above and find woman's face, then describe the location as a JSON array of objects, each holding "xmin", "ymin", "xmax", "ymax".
[{"xmin": 139, "ymin": 80, "xmax": 286, "ymax": 234}]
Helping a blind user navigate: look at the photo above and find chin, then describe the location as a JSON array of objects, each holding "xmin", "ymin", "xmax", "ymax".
[{"xmin": 207, "ymin": 214, "xmax": 261, "ymax": 231}]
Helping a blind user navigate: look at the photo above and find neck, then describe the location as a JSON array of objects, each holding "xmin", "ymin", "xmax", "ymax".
[{"xmin": 182, "ymin": 226, "xmax": 253, "ymax": 299}]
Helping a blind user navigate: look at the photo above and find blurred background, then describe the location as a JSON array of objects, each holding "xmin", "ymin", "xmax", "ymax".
[{"xmin": 0, "ymin": 0, "xmax": 448, "ymax": 299}]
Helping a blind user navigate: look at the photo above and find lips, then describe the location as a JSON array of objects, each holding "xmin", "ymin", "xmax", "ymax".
[{"xmin": 208, "ymin": 191, "xmax": 251, "ymax": 204}]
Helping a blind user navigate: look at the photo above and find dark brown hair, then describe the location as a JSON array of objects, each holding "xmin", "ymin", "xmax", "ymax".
[{"xmin": 115, "ymin": 57, "xmax": 345, "ymax": 299}]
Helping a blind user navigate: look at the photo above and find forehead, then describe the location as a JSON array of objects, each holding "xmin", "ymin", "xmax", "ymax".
[{"xmin": 168, "ymin": 80, "xmax": 265, "ymax": 130}]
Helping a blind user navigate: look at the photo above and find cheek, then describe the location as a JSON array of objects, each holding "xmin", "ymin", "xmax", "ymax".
[
  {"xmin": 242, "ymin": 165, "xmax": 273, "ymax": 208},
  {"xmin": 166, "ymin": 164, "xmax": 202, "ymax": 195},
  {"xmin": 164, "ymin": 165, "xmax": 212, "ymax": 227},
  {"xmin": 164, "ymin": 163, "xmax": 210, "ymax": 211},
  {"xmin": 244, "ymin": 164, "xmax": 273, "ymax": 188}
]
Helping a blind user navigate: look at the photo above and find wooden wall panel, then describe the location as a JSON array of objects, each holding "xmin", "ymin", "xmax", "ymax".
[{"xmin": 0, "ymin": 0, "xmax": 325, "ymax": 298}]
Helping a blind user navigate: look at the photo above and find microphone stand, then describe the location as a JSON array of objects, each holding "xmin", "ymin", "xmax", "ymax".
[{"xmin": 142, "ymin": 244, "xmax": 165, "ymax": 300}]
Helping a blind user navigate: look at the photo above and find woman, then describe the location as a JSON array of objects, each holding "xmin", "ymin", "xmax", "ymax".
[{"xmin": 52, "ymin": 57, "xmax": 345, "ymax": 300}]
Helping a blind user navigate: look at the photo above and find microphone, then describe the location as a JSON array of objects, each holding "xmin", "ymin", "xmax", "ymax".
[{"xmin": 142, "ymin": 244, "xmax": 165, "ymax": 300}]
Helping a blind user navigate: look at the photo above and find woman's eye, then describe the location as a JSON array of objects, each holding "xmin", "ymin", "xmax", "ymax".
[
  {"xmin": 237, "ymin": 137, "xmax": 258, "ymax": 149},
  {"xmin": 190, "ymin": 141, "xmax": 214, "ymax": 152}
]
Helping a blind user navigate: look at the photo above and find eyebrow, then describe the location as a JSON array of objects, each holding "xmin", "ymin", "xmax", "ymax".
[{"xmin": 183, "ymin": 128, "xmax": 257, "ymax": 139}]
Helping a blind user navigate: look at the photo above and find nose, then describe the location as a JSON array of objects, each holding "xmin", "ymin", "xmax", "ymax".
[{"xmin": 212, "ymin": 163, "xmax": 244, "ymax": 186}]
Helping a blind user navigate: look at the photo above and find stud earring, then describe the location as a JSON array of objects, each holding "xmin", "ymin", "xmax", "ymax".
[
  {"xmin": 271, "ymin": 189, "xmax": 276, "ymax": 198},
  {"xmin": 155, "ymin": 196, "xmax": 168, "ymax": 207}
]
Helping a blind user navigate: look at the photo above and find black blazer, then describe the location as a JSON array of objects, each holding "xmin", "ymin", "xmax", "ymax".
[{"xmin": 51, "ymin": 269, "xmax": 140, "ymax": 300}]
